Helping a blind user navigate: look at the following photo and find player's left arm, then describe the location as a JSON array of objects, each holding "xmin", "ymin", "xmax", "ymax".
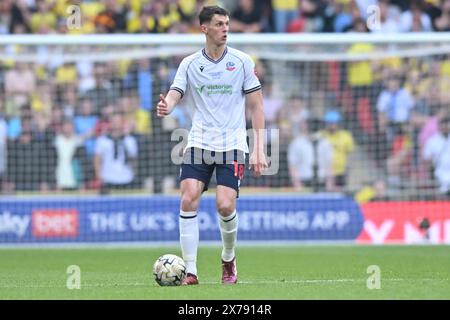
[{"xmin": 246, "ymin": 89, "xmax": 268, "ymax": 177}]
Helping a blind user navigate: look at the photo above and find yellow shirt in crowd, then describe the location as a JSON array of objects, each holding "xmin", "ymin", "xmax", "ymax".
[
  {"xmin": 347, "ymin": 43, "xmax": 374, "ymax": 87},
  {"xmin": 30, "ymin": 12, "xmax": 57, "ymax": 33},
  {"xmin": 272, "ymin": 0, "xmax": 299, "ymax": 10},
  {"xmin": 320, "ymin": 129, "xmax": 354, "ymax": 176}
]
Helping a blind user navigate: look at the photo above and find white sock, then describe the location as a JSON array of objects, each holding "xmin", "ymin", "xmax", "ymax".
[
  {"xmin": 219, "ymin": 210, "xmax": 238, "ymax": 262},
  {"xmin": 179, "ymin": 210, "xmax": 199, "ymax": 275}
]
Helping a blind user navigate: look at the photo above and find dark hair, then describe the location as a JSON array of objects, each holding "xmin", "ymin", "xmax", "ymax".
[{"xmin": 199, "ymin": 6, "xmax": 229, "ymax": 25}]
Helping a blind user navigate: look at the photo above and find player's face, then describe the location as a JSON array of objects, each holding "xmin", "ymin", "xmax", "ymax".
[{"xmin": 203, "ymin": 14, "xmax": 229, "ymax": 46}]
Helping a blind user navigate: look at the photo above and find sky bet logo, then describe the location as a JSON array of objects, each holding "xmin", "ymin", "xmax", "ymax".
[
  {"xmin": 32, "ymin": 209, "xmax": 79, "ymax": 238},
  {"xmin": 226, "ymin": 61, "xmax": 236, "ymax": 71}
]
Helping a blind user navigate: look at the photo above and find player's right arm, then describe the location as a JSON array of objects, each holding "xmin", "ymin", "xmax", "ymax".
[
  {"xmin": 94, "ymin": 153, "xmax": 102, "ymax": 183},
  {"xmin": 157, "ymin": 56, "xmax": 190, "ymax": 117},
  {"xmin": 94, "ymin": 138, "xmax": 104, "ymax": 184},
  {"xmin": 156, "ymin": 90, "xmax": 182, "ymax": 117}
]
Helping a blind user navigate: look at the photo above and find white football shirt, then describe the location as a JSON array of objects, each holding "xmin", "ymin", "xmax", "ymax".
[
  {"xmin": 170, "ymin": 46, "xmax": 261, "ymax": 153},
  {"xmin": 95, "ymin": 135, "xmax": 138, "ymax": 184}
]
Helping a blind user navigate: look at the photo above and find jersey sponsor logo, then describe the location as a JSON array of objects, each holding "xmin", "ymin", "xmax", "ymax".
[
  {"xmin": 195, "ymin": 84, "xmax": 233, "ymax": 95},
  {"xmin": 208, "ymin": 71, "xmax": 223, "ymax": 79},
  {"xmin": 226, "ymin": 61, "xmax": 236, "ymax": 71},
  {"xmin": 196, "ymin": 85, "xmax": 206, "ymax": 94},
  {"xmin": 32, "ymin": 209, "xmax": 79, "ymax": 237}
]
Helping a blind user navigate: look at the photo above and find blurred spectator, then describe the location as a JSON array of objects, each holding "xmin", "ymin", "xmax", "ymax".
[
  {"xmin": 5, "ymin": 62, "xmax": 36, "ymax": 117},
  {"xmin": 418, "ymin": 104, "xmax": 447, "ymax": 152},
  {"xmin": 170, "ymin": 102, "xmax": 192, "ymax": 130},
  {"xmin": 288, "ymin": 120, "xmax": 333, "ymax": 191},
  {"xmin": 94, "ymin": 112, "xmax": 138, "ymax": 194},
  {"xmin": 7, "ymin": 104, "xmax": 32, "ymax": 140},
  {"xmin": 434, "ymin": 0, "xmax": 450, "ymax": 31},
  {"xmin": 376, "ymin": 74, "xmax": 415, "ymax": 146},
  {"xmin": 74, "ymin": 98, "xmax": 98, "ymax": 156},
  {"xmin": 326, "ymin": 1, "xmax": 353, "ymax": 33},
  {"xmin": 423, "ymin": 0, "xmax": 443, "ymax": 29},
  {"xmin": 30, "ymin": 0, "xmax": 57, "ymax": 34},
  {"xmin": 399, "ymin": 0, "xmax": 433, "ymax": 32},
  {"xmin": 137, "ymin": 59, "xmax": 153, "ymax": 111},
  {"xmin": 49, "ymin": 107, "xmax": 64, "ymax": 134},
  {"xmin": 262, "ymin": 82, "xmax": 282, "ymax": 130},
  {"xmin": 54, "ymin": 119, "xmax": 86, "ymax": 190},
  {"xmin": 354, "ymin": 0, "xmax": 379, "ymax": 20},
  {"xmin": 118, "ymin": 93, "xmax": 151, "ymax": 136},
  {"xmin": 94, "ymin": 0, "xmax": 127, "ymax": 33},
  {"xmin": 61, "ymin": 84, "xmax": 78, "ymax": 118},
  {"xmin": 345, "ymin": 18, "xmax": 375, "ymax": 137},
  {"xmin": 7, "ymin": 129, "xmax": 37, "ymax": 191},
  {"xmin": 31, "ymin": 81, "xmax": 53, "ymax": 113},
  {"xmin": 84, "ymin": 63, "xmax": 116, "ymax": 115},
  {"xmin": 423, "ymin": 116, "xmax": 450, "ymax": 195},
  {"xmin": 0, "ymin": 0, "xmax": 12, "ymax": 34},
  {"xmin": 0, "ymin": 107, "xmax": 6, "ymax": 192},
  {"xmin": 9, "ymin": 1, "xmax": 30, "ymax": 34},
  {"xmin": 74, "ymin": 98, "xmax": 98, "ymax": 188},
  {"xmin": 409, "ymin": 76, "xmax": 442, "ymax": 173},
  {"xmin": 276, "ymin": 94, "xmax": 310, "ymax": 141},
  {"xmin": 33, "ymin": 112, "xmax": 57, "ymax": 192},
  {"xmin": 319, "ymin": 110, "xmax": 355, "ymax": 192},
  {"xmin": 134, "ymin": 0, "xmax": 181, "ymax": 33},
  {"xmin": 404, "ymin": 67, "xmax": 432, "ymax": 102},
  {"xmin": 371, "ymin": 0, "xmax": 402, "ymax": 33},
  {"xmin": 272, "ymin": 0, "xmax": 299, "ymax": 32},
  {"xmin": 355, "ymin": 179, "xmax": 388, "ymax": 203},
  {"xmin": 230, "ymin": 0, "xmax": 263, "ymax": 33},
  {"xmin": 296, "ymin": 0, "xmax": 326, "ymax": 32},
  {"xmin": 1, "ymin": 0, "xmax": 449, "ymax": 36},
  {"xmin": 95, "ymin": 104, "xmax": 114, "ymax": 137},
  {"xmin": 386, "ymin": 123, "xmax": 413, "ymax": 187},
  {"xmin": 55, "ymin": 62, "xmax": 78, "ymax": 87}
]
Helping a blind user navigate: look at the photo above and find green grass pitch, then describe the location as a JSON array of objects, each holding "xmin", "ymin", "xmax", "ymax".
[{"xmin": 0, "ymin": 245, "xmax": 449, "ymax": 299}]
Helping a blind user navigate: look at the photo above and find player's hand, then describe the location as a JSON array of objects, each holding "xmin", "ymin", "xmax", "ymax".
[
  {"xmin": 156, "ymin": 93, "xmax": 169, "ymax": 117},
  {"xmin": 249, "ymin": 149, "xmax": 268, "ymax": 177}
]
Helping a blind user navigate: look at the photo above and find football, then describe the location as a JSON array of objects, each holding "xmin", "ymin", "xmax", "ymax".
[{"xmin": 153, "ymin": 254, "xmax": 186, "ymax": 286}]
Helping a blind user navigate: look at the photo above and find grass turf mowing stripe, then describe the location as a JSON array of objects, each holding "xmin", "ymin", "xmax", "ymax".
[{"xmin": 0, "ymin": 246, "xmax": 449, "ymax": 299}]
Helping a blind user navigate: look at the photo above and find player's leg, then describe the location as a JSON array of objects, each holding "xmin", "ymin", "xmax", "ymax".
[
  {"xmin": 178, "ymin": 148, "xmax": 214, "ymax": 285},
  {"xmin": 216, "ymin": 184, "xmax": 238, "ymax": 257},
  {"xmin": 216, "ymin": 185, "xmax": 239, "ymax": 284},
  {"xmin": 179, "ymin": 178, "xmax": 204, "ymax": 285},
  {"xmin": 215, "ymin": 151, "xmax": 244, "ymax": 284}
]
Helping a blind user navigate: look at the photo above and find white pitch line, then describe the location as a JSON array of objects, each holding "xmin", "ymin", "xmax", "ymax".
[{"xmin": 0, "ymin": 278, "xmax": 447, "ymax": 289}]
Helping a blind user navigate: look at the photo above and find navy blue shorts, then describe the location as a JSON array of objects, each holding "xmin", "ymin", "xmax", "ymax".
[{"xmin": 179, "ymin": 147, "xmax": 245, "ymax": 197}]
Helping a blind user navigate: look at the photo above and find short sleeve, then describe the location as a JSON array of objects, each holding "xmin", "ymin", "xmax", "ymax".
[
  {"xmin": 345, "ymin": 131, "xmax": 355, "ymax": 153},
  {"xmin": 376, "ymin": 91, "xmax": 388, "ymax": 113},
  {"xmin": 125, "ymin": 136, "xmax": 138, "ymax": 157},
  {"xmin": 170, "ymin": 58, "xmax": 189, "ymax": 98},
  {"xmin": 242, "ymin": 55, "xmax": 261, "ymax": 94},
  {"xmin": 287, "ymin": 140, "xmax": 299, "ymax": 165},
  {"xmin": 423, "ymin": 136, "xmax": 437, "ymax": 161},
  {"xmin": 94, "ymin": 137, "xmax": 105, "ymax": 155}
]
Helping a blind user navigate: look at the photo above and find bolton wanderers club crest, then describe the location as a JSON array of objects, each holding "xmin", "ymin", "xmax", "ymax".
[{"xmin": 225, "ymin": 62, "xmax": 235, "ymax": 71}]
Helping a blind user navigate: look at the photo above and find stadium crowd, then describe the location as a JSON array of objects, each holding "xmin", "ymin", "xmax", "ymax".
[
  {"xmin": 0, "ymin": 0, "xmax": 450, "ymax": 200},
  {"xmin": 0, "ymin": 0, "xmax": 449, "ymax": 35}
]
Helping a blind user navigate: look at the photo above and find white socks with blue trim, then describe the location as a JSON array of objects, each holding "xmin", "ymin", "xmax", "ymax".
[
  {"xmin": 219, "ymin": 210, "xmax": 238, "ymax": 262},
  {"xmin": 179, "ymin": 210, "xmax": 199, "ymax": 275}
]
